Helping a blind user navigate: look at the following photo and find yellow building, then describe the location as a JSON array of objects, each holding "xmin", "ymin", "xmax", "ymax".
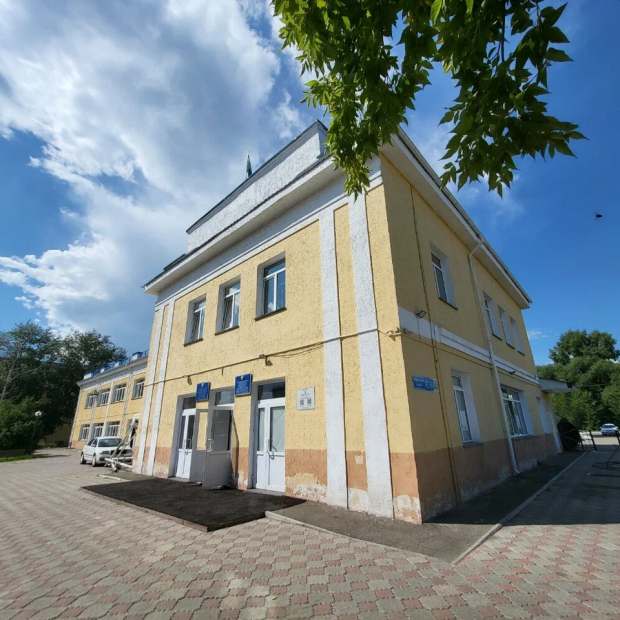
[
  {"xmin": 127, "ymin": 122, "xmax": 561, "ymax": 522},
  {"xmin": 69, "ymin": 352, "xmax": 148, "ymax": 450}
]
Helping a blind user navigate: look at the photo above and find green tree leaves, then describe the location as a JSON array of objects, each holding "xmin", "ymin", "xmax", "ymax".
[{"xmin": 274, "ymin": 0, "xmax": 583, "ymax": 196}]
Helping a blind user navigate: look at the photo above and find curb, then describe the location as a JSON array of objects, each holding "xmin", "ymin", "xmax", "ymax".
[{"xmin": 451, "ymin": 451, "xmax": 587, "ymax": 565}]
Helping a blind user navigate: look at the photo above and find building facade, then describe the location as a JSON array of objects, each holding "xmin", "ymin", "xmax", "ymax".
[
  {"xmin": 69, "ymin": 352, "xmax": 148, "ymax": 449},
  {"xmin": 77, "ymin": 122, "xmax": 560, "ymax": 522}
]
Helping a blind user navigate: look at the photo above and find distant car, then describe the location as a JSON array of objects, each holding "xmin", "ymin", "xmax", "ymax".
[
  {"xmin": 80, "ymin": 436, "xmax": 122, "ymax": 466},
  {"xmin": 600, "ymin": 423, "xmax": 619, "ymax": 437}
]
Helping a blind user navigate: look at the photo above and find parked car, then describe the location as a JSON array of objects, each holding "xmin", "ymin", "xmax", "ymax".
[
  {"xmin": 80, "ymin": 436, "xmax": 123, "ymax": 466},
  {"xmin": 600, "ymin": 423, "xmax": 619, "ymax": 436}
]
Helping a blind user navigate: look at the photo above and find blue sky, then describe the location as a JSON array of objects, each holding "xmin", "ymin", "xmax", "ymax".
[{"xmin": 0, "ymin": 0, "xmax": 617, "ymax": 364}]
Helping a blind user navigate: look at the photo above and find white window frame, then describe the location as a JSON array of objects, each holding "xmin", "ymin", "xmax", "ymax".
[
  {"xmin": 185, "ymin": 296, "xmax": 206, "ymax": 343},
  {"xmin": 97, "ymin": 390, "xmax": 110, "ymax": 407},
  {"xmin": 499, "ymin": 307, "xmax": 514, "ymax": 347},
  {"xmin": 501, "ymin": 386, "xmax": 530, "ymax": 437},
  {"xmin": 218, "ymin": 280, "xmax": 241, "ymax": 331},
  {"xmin": 483, "ymin": 293, "xmax": 502, "ymax": 338},
  {"xmin": 112, "ymin": 384, "xmax": 126, "ymax": 403},
  {"xmin": 451, "ymin": 372, "xmax": 480, "ymax": 443},
  {"xmin": 511, "ymin": 317, "xmax": 524, "ymax": 353},
  {"xmin": 106, "ymin": 421, "xmax": 120, "ymax": 437},
  {"xmin": 132, "ymin": 379, "xmax": 145, "ymax": 399},
  {"xmin": 431, "ymin": 248, "xmax": 455, "ymax": 306},
  {"xmin": 92, "ymin": 423, "xmax": 104, "ymax": 438},
  {"xmin": 85, "ymin": 393, "xmax": 97, "ymax": 408},
  {"xmin": 258, "ymin": 257, "xmax": 286, "ymax": 316},
  {"xmin": 209, "ymin": 389, "xmax": 234, "ymax": 452},
  {"xmin": 79, "ymin": 424, "xmax": 90, "ymax": 441}
]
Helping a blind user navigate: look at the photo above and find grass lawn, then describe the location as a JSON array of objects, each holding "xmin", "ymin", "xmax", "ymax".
[{"xmin": 0, "ymin": 454, "xmax": 35, "ymax": 463}]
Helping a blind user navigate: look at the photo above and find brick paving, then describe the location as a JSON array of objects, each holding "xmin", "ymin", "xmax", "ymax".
[{"xmin": 0, "ymin": 449, "xmax": 619, "ymax": 618}]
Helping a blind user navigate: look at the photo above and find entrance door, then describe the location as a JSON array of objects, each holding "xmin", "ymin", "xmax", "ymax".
[
  {"xmin": 175, "ymin": 402, "xmax": 196, "ymax": 479},
  {"xmin": 254, "ymin": 398, "xmax": 285, "ymax": 492}
]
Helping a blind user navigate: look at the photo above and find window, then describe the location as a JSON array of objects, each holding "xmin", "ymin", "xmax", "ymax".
[
  {"xmin": 112, "ymin": 384, "xmax": 126, "ymax": 403},
  {"xmin": 483, "ymin": 294, "xmax": 501, "ymax": 338},
  {"xmin": 258, "ymin": 381, "xmax": 285, "ymax": 400},
  {"xmin": 501, "ymin": 386, "xmax": 529, "ymax": 436},
  {"xmin": 499, "ymin": 307, "xmax": 514, "ymax": 347},
  {"xmin": 451, "ymin": 374, "xmax": 478, "ymax": 443},
  {"xmin": 511, "ymin": 317, "xmax": 524, "ymax": 353},
  {"xmin": 211, "ymin": 410, "xmax": 231, "ymax": 451},
  {"xmin": 431, "ymin": 250, "xmax": 454, "ymax": 305},
  {"xmin": 106, "ymin": 421, "xmax": 120, "ymax": 437},
  {"xmin": 186, "ymin": 296, "xmax": 206, "ymax": 343},
  {"xmin": 261, "ymin": 258, "xmax": 285, "ymax": 315},
  {"xmin": 132, "ymin": 379, "xmax": 145, "ymax": 399},
  {"xmin": 79, "ymin": 424, "xmax": 90, "ymax": 441},
  {"xmin": 97, "ymin": 390, "xmax": 110, "ymax": 406},
  {"xmin": 92, "ymin": 423, "xmax": 104, "ymax": 438},
  {"xmin": 85, "ymin": 393, "xmax": 97, "ymax": 408},
  {"xmin": 220, "ymin": 281, "xmax": 240, "ymax": 330}
]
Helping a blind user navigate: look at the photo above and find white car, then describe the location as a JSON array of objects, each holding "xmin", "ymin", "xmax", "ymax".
[
  {"xmin": 600, "ymin": 423, "xmax": 619, "ymax": 437},
  {"xmin": 80, "ymin": 436, "xmax": 122, "ymax": 466}
]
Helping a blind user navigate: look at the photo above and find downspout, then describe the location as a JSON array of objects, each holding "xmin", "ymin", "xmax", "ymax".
[{"xmin": 467, "ymin": 243, "xmax": 519, "ymax": 474}]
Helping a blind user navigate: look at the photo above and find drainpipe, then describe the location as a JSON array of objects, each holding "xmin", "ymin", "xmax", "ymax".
[{"xmin": 467, "ymin": 242, "xmax": 519, "ymax": 475}]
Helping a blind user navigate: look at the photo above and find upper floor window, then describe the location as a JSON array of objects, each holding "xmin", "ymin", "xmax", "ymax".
[
  {"xmin": 85, "ymin": 393, "xmax": 97, "ymax": 408},
  {"xmin": 186, "ymin": 296, "xmax": 206, "ymax": 343},
  {"xmin": 451, "ymin": 373, "xmax": 479, "ymax": 443},
  {"xmin": 501, "ymin": 386, "xmax": 529, "ymax": 436},
  {"xmin": 261, "ymin": 258, "xmax": 286, "ymax": 315},
  {"xmin": 499, "ymin": 307, "xmax": 514, "ymax": 347},
  {"xmin": 483, "ymin": 293, "xmax": 501, "ymax": 338},
  {"xmin": 510, "ymin": 317, "xmax": 524, "ymax": 353},
  {"xmin": 112, "ymin": 384, "xmax": 126, "ymax": 403},
  {"xmin": 132, "ymin": 379, "xmax": 145, "ymax": 399},
  {"xmin": 97, "ymin": 389, "xmax": 110, "ymax": 407},
  {"xmin": 431, "ymin": 249, "xmax": 455, "ymax": 306},
  {"xmin": 79, "ymin": 424, "xmax": 90, "ymax": 441},
  {"xmin": 220, "ymin": 281, "xmax": 240, "ymax": 331}
]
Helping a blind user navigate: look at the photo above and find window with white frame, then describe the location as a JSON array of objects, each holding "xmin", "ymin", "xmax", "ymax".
[
  {"xmin": 220, "ymin": 281, "xmax": 240, "ymax": 330},
  {"xmin": 92, "ymin": 423, "xmax": 104, "ymax": 438},
  {"xmin": 85, "ymin": 393, "xmax": 97, "ymax": 408},
  {"xmin": 210, "ymin": 389, "xmax": 234, "ymax": 452},
  {"xmin": 132, "ymin": 379, "xmax": 144, "ymax": 399},
  {"xmin": 112, "ymin": 384, "xmax": 126, "ymax": 403},
  {"xmin": 501, "ymin": 386, "xmax": 529, "ymax": 436},
  {"xmin": 431, "ymin": 249, "xmax": 454, "ymax": 305},
  {"xmin": 261, "ymin": 258, "xmax": 286, "ymax": 315},
  {"xmin": 97, "ymin": 389, "xmax": 110, "ymax": 406},
  {"xmin": 451, "ymin": 373, "xmax": 478, "ymax": 443},
  {"xmin": 106, "ymin": 421, "xmax": 120, "ymax": 437},
  {"xmin": 79, "ymin": 424, "xmax": 90, "ymax": 441},
  {"xmin": 499, "ymin": 307, "xmax": 514, "ymax": 346},
  {"xmin": 186, "ymin": 296, "xmax": 206, "ymax": 343},
  {"xmin": 510, "ymin": 317, "xmax": 524, "ymax": 353},
  {"xmin": 483, "ymin": 293, "xmax": 502, "ymax": 338}
]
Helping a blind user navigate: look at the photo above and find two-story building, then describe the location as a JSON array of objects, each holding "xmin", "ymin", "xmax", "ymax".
[
  {"xmin": 69, "ymin": 352, "xmax": 148, "ymax": 450},
  {"xmin": 79, "ymin": 121, "xmax": 561, "ymax": 522}
]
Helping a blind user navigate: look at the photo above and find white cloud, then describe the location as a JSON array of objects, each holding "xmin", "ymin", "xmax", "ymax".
[{"xmin": 0, "ymin": 0, "xmax": 309, "ymax": 349}]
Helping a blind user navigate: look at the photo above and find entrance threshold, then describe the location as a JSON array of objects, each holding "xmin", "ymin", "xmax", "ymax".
[{"xmin": 247, "ymin": 487, "xmax": 285, "ymax": 497}]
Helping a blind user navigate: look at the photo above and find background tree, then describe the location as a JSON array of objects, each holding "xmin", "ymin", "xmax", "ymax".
[
  {"xmin": 274, "ymin": 0, "xmax": 584, "ymax": 195},
  {"xmin": 538, "ymin": 330, "xmax": 620, "ymax": 430}
]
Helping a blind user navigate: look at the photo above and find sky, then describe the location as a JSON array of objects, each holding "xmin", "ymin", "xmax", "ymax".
[{"xmin": 0, "ymin": 0, "xmax": 617, "ymax": 365}]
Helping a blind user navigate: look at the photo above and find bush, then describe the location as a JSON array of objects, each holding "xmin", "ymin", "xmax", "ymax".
[{"xmin": 0, "ymin": 399, "xmax": 44, "ymax": 453}]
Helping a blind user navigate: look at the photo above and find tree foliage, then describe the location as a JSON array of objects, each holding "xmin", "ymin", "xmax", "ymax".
[
  {"xmin": 274, "ymin": 0, "xmax": 584, "ymax": 196},
  {"xmin": 0, "ymin": 322, "xmax": 125, "ymax": 447},
  {"xmin": 538, "ymin": 330, "xmax": 620, "ymax": 430},
  {"xmin": 0, "ymin": 398, "xmax": 43, "ymax": 453}
]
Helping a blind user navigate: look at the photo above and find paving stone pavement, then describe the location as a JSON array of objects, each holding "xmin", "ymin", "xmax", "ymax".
[{"xmin": 0, "ymin": 449, "xmax": 619, "ymax": 619}]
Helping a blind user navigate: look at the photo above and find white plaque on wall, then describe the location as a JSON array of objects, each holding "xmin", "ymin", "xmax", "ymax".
[{"xmin": 296, "ymin": 386, "xmax": 315, "ymax": 410}]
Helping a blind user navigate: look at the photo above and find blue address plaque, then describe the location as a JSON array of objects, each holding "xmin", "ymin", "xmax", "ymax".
[
  {"xmin": 234, "ymin": 373, "xmax": 253, "ymax": 396},
  {"xmin": 196, "ymin": 382, "xmax": 211, "ymax": 402},
  {"xmin": 412, "ymin": 376, "xmax": 437, "ymax": 391}
]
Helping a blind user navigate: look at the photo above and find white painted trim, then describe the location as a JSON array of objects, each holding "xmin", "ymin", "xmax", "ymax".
[
  {"xmin": 135, "ymin": 307, "xmax": 164, "ymax": 472},
  {"xmin": 319, "ymin": 210, "xmax": 347, "ymax": 508},
  {"xmin": 78, "ymin": 358, "xmax": 148, "ymax": 388},
  {"xmin": 348, "ymin": 194, "xmax": 394, "ymax": 518},
  {"xmin": 146, "ymin": 300, "xmax": 175, "ymax": 475},
  {"xmin": 398, "ymin": 306, "xmax": 539, "ymax": 386}
]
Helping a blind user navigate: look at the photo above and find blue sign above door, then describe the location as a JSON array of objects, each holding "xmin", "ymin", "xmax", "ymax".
[
  {"xmin": 235, "ymin": 373, "xmax": 253, "ymax": 396},
  {"xmin": 412, "ymin": 376, "xmax": 437, "ymax": 391},
  {"xmin": 196, "ymin": 382, "xmax": 211, "ymax": 402}
]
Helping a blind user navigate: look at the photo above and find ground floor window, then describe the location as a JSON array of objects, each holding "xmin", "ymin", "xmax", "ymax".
[
  {"xmin": 106, "ymin": 421, "xmax": 120, "ymax": 437},
  {"xmin": 452, "ymin": 374, "xmax": 475, "ymax": 442},
  {"xmin": 92, "ymin": 423, "xmax": 104, "ymax": 438},
  {"xmin": 79, "ymin": 424, "xmax": 90, "ymax": 441},
  {"xmin": 501, "ymin": 386, "xmax": 529, "ymax": 436},
  {"xmin": 210, "ymin": 389, "xmax": 234, "ymax": 452}
]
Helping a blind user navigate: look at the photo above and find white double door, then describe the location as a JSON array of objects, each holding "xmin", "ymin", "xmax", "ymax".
[
  {"xmin": 254, "ymin": 398, "xmax": 285, "ymax": 492},
  {"xmin": 175, "ymin": 408, "xmax": 196, "ymax": 479}
]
